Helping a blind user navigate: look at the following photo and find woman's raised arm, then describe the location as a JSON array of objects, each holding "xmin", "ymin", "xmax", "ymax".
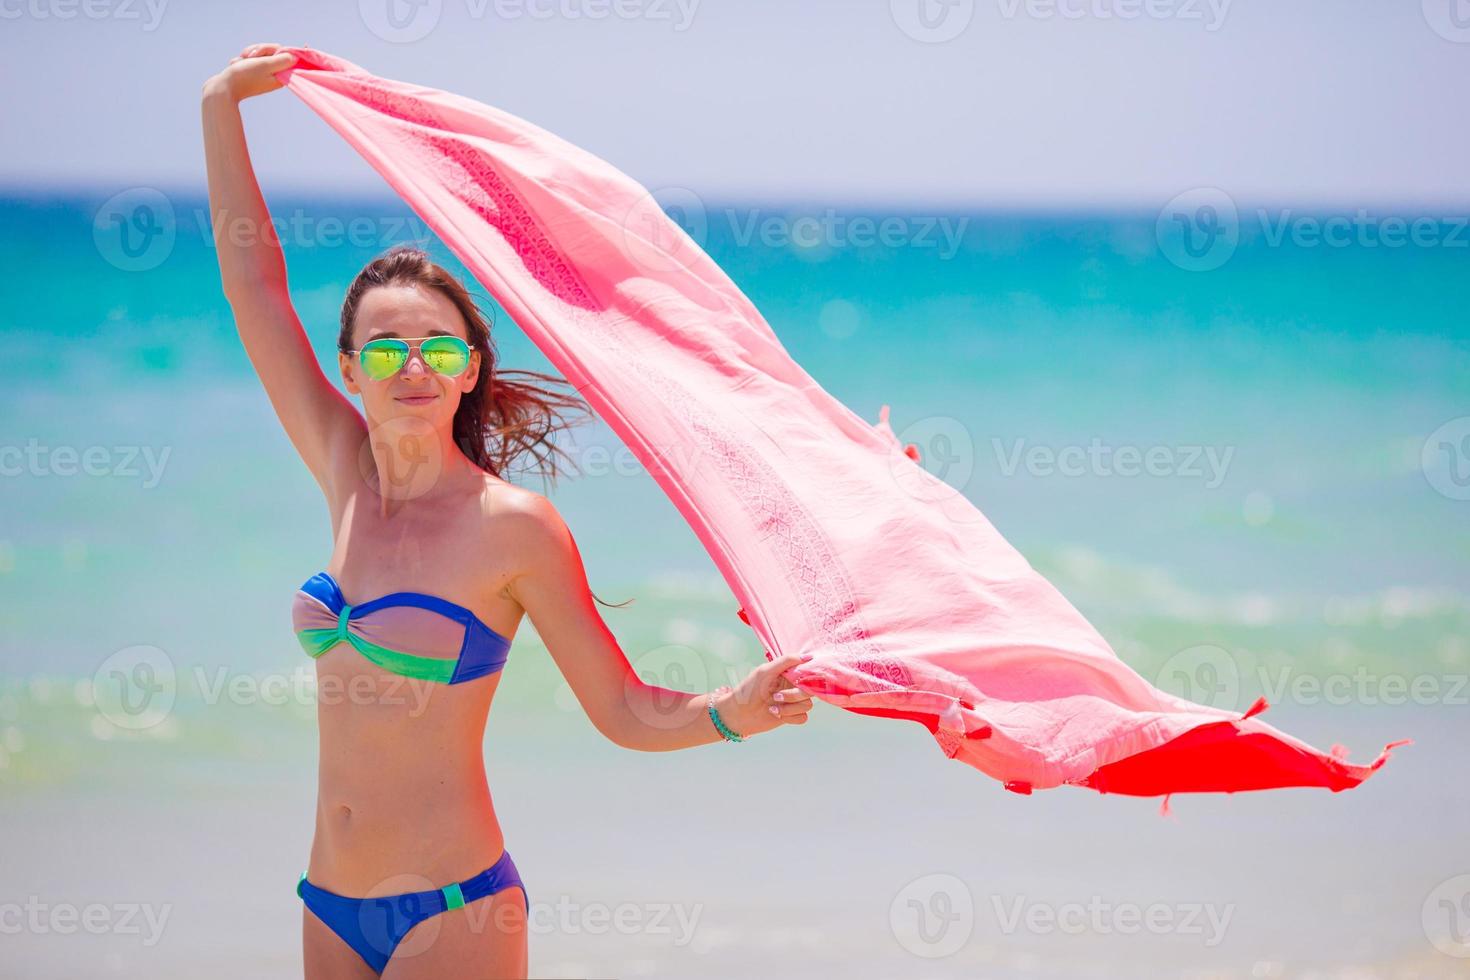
[{"xmin": 201, "ymin": 43, "xmax": 364, "ymax": 497}]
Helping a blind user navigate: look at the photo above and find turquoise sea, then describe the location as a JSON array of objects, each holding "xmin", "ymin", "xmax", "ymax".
[{"xmin": 2, "ymin": 189, "xmax": 1467, "ymax": 978}]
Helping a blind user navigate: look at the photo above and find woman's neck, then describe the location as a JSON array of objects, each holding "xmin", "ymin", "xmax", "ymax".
[{"xmin": 362, "ymin": 416, "xmax": 479, "ymax": 517}]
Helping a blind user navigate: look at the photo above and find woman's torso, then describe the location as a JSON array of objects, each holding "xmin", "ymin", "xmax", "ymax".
[{"xmin": 302, "ymin": 468, "xmax": 527, "ymax": 893}]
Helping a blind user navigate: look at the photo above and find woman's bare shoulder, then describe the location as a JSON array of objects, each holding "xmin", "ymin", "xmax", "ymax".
[
  {"xmin": 482, "ymin": 479, "xmax": 571, "ymax": 535},
  {"xmin": 477, "ymin": 479, "xmax": 581, "ymax": 604}
]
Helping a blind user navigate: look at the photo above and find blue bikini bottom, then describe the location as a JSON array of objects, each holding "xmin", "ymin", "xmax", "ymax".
[{"xmin": 297, "ymin": 848, "xmax": 528, "ymax": 975}]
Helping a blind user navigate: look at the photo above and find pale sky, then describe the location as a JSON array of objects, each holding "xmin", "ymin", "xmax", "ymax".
[{"xmin": 2, "ymin": 0, "xmax": 1466, "ymax": 208}]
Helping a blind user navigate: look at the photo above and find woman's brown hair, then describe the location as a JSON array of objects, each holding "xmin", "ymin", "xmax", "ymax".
[{"xmin": 339, "ymin": 244, "xmax": 631, "ymax": 609}]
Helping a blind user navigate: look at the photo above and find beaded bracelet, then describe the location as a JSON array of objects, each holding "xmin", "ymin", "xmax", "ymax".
[{"xmin": 707, "ymin": 687, "xmax": 745, "ymax": 742}]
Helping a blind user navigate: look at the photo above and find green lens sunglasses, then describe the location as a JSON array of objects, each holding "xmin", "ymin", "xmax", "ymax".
[{"xmin": 342, "ymin": 336, "xmax": 473, "ymax": 381}]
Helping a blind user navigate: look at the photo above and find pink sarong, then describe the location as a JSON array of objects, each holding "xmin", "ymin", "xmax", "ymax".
[{"xmin": 275, "ymin": 48, "xmax": 1407, "ymax": 808}]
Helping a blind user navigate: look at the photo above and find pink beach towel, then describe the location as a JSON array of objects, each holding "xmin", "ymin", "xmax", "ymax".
[{"xmin": 274, "ymin": 47, "xmax": 1407, "ymax": 808}]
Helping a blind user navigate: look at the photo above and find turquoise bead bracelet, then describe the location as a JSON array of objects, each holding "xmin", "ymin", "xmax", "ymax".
[{"xmin": 707, "ymin": 687, "xmax": 745, "ymax": 742}]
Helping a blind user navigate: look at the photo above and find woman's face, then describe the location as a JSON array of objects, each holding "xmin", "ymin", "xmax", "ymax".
[{"xmin": 340, "ymin": 284, "xmax": 481, "ymax": 426}]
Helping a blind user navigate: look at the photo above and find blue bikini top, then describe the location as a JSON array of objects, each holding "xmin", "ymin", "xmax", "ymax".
[{"xmin": 291, "ymin": 571, "xmax": 512, "ymax": 685}]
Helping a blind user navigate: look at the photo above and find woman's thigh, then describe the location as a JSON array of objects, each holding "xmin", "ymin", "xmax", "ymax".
[
  {"xmin": 382, "ymin": 885, "xmax": 529, "ymax": 980},
  {"xmin": 302, "ymin": 905, "xmax": 379, "ymax": 980}
]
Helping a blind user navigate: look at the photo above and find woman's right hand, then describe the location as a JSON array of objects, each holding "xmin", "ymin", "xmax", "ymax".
[
  {"xmin": 203, "ymin": 43, "xmax": 298, "ymax": 103},
  {"xmin": 714, "ymin": 651, "xmax": 815, "ymax": 740}
]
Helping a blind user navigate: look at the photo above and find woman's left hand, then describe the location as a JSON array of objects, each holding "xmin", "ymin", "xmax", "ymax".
[{"xmin": 715, "ymin": 652, "xmax": 815, "ymax": 739}]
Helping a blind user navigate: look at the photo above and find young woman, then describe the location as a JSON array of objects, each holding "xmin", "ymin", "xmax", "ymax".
[{"xmin": 201, "ymin": 43, "xmax": 814, "ymax": 979}]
